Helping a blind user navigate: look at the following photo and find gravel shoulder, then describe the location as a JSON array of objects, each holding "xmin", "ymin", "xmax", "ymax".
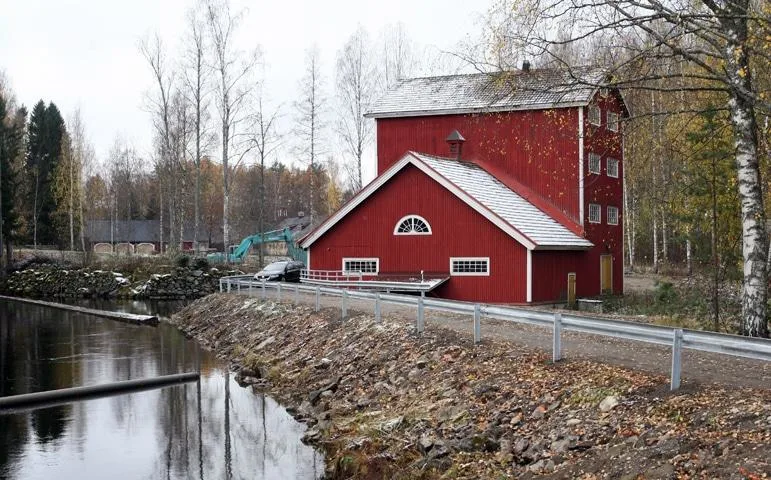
[{"xmin": 263, "ymin": 288, "xmax": 771, "ymax": 390}]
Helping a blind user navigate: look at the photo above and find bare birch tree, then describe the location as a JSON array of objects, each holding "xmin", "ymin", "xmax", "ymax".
[
  {"xmin": 182, "ymin": 7, "xmax": 213, "ymax": 256},
  {"xmin": 380, "ymin": 22, "xmax": 417, "ymax": 90},
  {"xmin": 294, "ymin": 46, "xmax": 326, "ymax": 226},
  {"xmin": 204, "ymin": 0, "xmax": 259, "ymax": 261},
  {"xmin": 476, "ymin": 0, "xmax": 770, "ymax": 337},
  {"xmin": 140, "ymin": 34, "xmax": 175, "ymax": 253},
  {"xmin": 250, "ymin": 91, "xmax": 281, "ymax": 266},
  {"xmin": 336, "ymin": 26, "xmax": 378, "ymax": 192}
]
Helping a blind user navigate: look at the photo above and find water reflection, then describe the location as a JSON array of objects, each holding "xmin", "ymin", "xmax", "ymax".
[{"xmin": 0, "ymin": 300, "xmax": 322, "ymax": 480}]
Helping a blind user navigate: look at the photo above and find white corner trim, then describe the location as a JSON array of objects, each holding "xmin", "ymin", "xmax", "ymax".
[
  {"xmin": 449, "ymin": 257, "xmax": 490, "ymax": 276},
  {"xmin": 306, "ymin": 248, "xmax": 311, "ymax": 269},
  {"xmin": 578, "ymin": 107, "xmax": 585, "ymax": 226},
  {"xmin": 393, "ymin": 214, "xmax": 432, "ymax": 235},
  {"xmin": 342, "ymin": 257, "xmax": 380, "ymax": 274},
  {"xmin": 526, "ymin": 250, "xmax": 532, "ymax": 302}
]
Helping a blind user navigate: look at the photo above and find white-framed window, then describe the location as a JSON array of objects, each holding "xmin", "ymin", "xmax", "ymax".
[
  {"xmin": 394, "ymin": 215, "xmax": 432, "ymax": 235},
  {"xmin": 606, "ymin": 158, "xmax": 619, "ymax": 178},
  {"xmin": 588, "ymin": 105, "xmax": 601, "ymax": 126},
  {"xmin": 607, "ymin": 206, "xmax": 619, "ymax": 225},
  {"xmin": 588, "ymin": 153, "xmax": 601, "ymax": 174},
  {"xmin": 607, "ymin": 111, "xmax": 619, "ymax": 132},
  {"xmin": 342, "ymin": 258, "xmax": 379, "ymax": 274},
  {"xmin": 588, "ymin": 203, "xmax": 601, "ymax": 224},
  {"xmin": 450, "ymin": 257, "xmax": 490, "ymax": 276}
]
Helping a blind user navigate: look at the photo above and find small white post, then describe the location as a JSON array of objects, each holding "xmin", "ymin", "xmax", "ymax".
[
  {"xmin": 473, "ymin": 304, "xmax": 481, "ymax": 344},
  {"xmin": 261, "ymin": 280, "xmax": 266, "ymax": 300},
  {"xmin": 294, "ymin": 284, "xmax": 299, "ymax": 304},
  {"xmin": 227, "ymin": 279, "xmax": 231, "ymax": 293},
  {"xmin": 277, "ymin": 283, "xmax": 282, "ymax": 302},
  {"xmin": 248, "ymin": 280, "xmax": 253, "ymax": 296},
  {"xmin": 375, "ymin": 292, "xmax": 382, "ymax": 323},
  {"xmin": 416, "ymin": 296, "xmax": 425, "ymax": 334},
  {"xmin": 315, "ymin": 286, "xmax": 320, "ymax": 312},
  {"xmin": 553, "ymin": 313, "xmax": 562, "ymax": 362},
  {"xmin": 237, "ymin": 280, "xmax": 241, "ymax": 293},
  {"xmin": 219, "ymin": 279, "xmax": 223, "ymax": 293},
  {"xmin": 670, "ymin": 329, "xmax": 683, "ymax": 391},
  {"xmin": 342, "ymin": 290, "xmax": 348, "ymax": 319}
]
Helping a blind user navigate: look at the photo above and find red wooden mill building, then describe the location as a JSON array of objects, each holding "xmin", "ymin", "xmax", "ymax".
[{"xmin": 300, "ymin": 67, "xmax": 627, "ymax": 304}]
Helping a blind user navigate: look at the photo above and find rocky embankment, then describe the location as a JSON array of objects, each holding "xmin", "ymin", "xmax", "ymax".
[
  {"xmin": 0, "ymin": 266, "xmax": 243, "ymax": 300},
  {"xmin": 171, "ymin": 294, "xmax": 771, "ymax": 479}
]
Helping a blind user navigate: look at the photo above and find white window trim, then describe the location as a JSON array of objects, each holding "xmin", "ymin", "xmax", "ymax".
[
  {"xmin": 607, "ymin": 206, "xmax": 619, "ymax": 225},
  {"xmin": 450, "ymin": 257, "xmax": 490, "ymax": 277},
  {"xmin": 588, "ymin": 105, "xmax": 601, "ymax": 126},
  {"xmin": 342, "ymin": 257, "xmax": 379, "ymax": 275},
  {"xmin": 607, "ymin": 111, "xmax": 619, "ymax": 132},
  {"xmin": 588, "ymin": 203, "xmax": 601, "ymax": 224},
  {"xmin": 393, "ymin": 214, "xmax": 432, "ymax": 235},
  {"xmin": 607, "ymin": 158, "xmax": 619, "ymax": 178},
  {"xmin": 588, "ymin": 153, "xmax": 601, "ymax": 175}
]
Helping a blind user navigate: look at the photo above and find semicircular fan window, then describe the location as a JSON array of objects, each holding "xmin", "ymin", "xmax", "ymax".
[{"xmin": 394, "ymin": 215, "xmax": 431, "ymax": 235}]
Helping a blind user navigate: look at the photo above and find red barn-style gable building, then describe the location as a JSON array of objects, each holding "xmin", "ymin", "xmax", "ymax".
[{"xmin": 300, "ymin": 67, "xmax": 626, "ymax": 303}]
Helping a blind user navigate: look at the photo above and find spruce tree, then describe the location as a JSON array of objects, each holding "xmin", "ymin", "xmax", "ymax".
[{"xmin": 26, "ymin": 101, "xmax": 66, "ymax": 247}]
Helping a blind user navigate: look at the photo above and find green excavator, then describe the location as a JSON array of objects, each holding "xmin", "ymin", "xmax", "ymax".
[{"xmin": 207, "ymin": 228, "xmax": 306, "ymax": 264}]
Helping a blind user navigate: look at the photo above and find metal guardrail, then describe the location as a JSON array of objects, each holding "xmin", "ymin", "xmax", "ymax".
[{"xmin": 219, "ymin": 276, "xmax": 771, "ymax": 391}]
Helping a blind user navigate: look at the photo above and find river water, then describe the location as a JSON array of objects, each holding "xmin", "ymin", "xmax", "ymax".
[{"xmin": 0, "ymin": 300, "xmax": 323, "ymax": 480}]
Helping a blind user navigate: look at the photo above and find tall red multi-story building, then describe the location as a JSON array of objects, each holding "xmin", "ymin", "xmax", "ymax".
[{"xmin": 300, "ymin": 67, "xmax": 626, "ymax": 303}]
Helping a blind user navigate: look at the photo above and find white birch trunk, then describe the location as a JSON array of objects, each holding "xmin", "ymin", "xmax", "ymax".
[
  {"xmin": 652, "ymin": 210, "xmax": 659, "ymax": 274},
  {"xmin": 724, "ymin": 20, "xmax": 768, "ymax": 337}
]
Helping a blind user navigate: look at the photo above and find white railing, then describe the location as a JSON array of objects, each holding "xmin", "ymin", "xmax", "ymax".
[{"xmin": 219, "ymin": 275, "xmax": 771, "ymax": 391}]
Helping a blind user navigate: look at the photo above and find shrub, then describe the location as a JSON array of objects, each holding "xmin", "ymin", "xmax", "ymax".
[
  {"xmin": 192, "ymin": 257, "xmax": 210, "ymax": 270},
  {"xmin": 174, "ymin": 254, "xmax": 191, "ymax": 268}
]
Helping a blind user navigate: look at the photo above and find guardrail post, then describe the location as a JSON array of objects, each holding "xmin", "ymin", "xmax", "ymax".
[
  {"xmin": 670, "ymin": 329, "xmax": 683, "ymax": 391},
  {"xmin": 227, "ymin": 279, "xmax": 231, "ymax": 293},
  {"xmin": 261, "ymin": 280, "xmax": 266, "ymax": 300},
  {"xmin": 375, "ymin": 292, "xmax": 382, "ymax": 323},
  {"xmin": 473, "ymin": 304, "xmax": 481, "ymax": 344},
  {"xmin": 237, "ymin": 280, "xmax": 241, "ymax": 293},
  {"xmin": 277, "ymin": 283, "xmax": 282, "ymax": 302},
  {"xmin": 315, "ymin": 286, "xmax": 320, "ymax": 311},
  {"xmin": 219, "ymin": 279, "xmax": 223, "ymax": 293},
  {"xmin": 553, "ymin": 313, "xmax": 563, "ymax": 362},
  {"xmin": 416, "ymin": 296, "xmax": 425, "ymax": 334},
  {"xmin": 342, "ymin": 290, "xmax": 348, "ymax": 319},
  {"xmin": 294, "ymin": 284, "xmax": 299, "ymax": 304},
  {"xmin": 248, "ymin": 280, "xmax": 253, "ymax": 297}
]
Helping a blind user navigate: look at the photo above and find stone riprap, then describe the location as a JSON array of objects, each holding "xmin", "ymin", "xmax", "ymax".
[{"xmin": 0, "ymin": 266, "xmax": 243, "ymax": 300}]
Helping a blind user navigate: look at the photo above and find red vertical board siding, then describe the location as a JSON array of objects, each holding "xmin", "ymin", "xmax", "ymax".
[
  {"xmin": 376, "ymin": 109, "xmax": 581, "ymax": 222},
  {"xmin": 531, "ymin": 251, "xmax": 586, "ymax": 302},
  {"xmin": 583, "ymin": 93, "xmax": 624, "ymax": 295},
  {"xmin": 310, "ymin": 165, "xmax": 528, "ymax": 303}
]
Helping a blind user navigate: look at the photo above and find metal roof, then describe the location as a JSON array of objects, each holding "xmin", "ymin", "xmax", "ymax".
[
  {"xmin": 366, "ymin": 67, "xmax": 607, "ymax": 118},
  {"xmin": 413, "ymin": 153, "xmax": 593, "ymax": 249}
]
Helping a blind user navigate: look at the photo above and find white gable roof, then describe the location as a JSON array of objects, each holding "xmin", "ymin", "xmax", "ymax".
[
  {"xmin": 413, "ymin": 153, "xmax": 592, "ymax": 249},
  {"xmin": 300, "ymin": 152, "xmax": 592, "ymax": 251},
  {"xmin": 366, "ymin": 68, "xmax": 607, "ymax": 119}
]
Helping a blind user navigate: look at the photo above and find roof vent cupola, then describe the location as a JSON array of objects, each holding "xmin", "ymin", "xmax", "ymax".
[{"xmin": 446, "ymin": 130, "xmax": 466, "ymax": 161}]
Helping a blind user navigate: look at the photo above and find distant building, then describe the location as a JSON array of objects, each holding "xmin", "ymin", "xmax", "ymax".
[{"xmin": 86, "ymin": 220, "xmax": 223, "ymax": 253}]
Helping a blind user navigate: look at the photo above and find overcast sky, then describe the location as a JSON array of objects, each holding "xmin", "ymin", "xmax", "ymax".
[{"xmin": 0, "ymin": 0, "xmax": 488, "ymax": 184}]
